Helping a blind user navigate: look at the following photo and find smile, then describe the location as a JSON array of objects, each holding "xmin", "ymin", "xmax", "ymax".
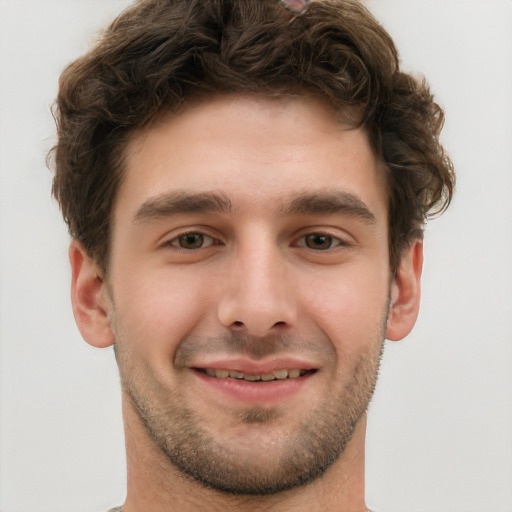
[{"xmin": 198, "ymin": 368, "xmax": 314, "ymax": 382}]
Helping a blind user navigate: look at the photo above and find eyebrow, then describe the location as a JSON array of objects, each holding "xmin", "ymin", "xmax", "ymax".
[
  {"xmin": 284, "ymin": 190, "xmax": 377, "ymax": 224},
  {"xmin": 133, "ymin": 189, "xmax": 376, "ymax": 225},
  {"xmin": 133, "ymin": 190, "xmax": 232, "ymax": 222}
]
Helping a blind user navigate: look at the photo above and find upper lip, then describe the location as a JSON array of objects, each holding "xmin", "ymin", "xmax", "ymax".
[{"xmin": 190, "ymin": 357, "xmax": 318, "ymax": 374}]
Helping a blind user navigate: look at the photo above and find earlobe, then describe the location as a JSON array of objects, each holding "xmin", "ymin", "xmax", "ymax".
[
  {"xmin": 69, "ymin": 240, "xmax": 115, "ymax": 348},
  {"xmin": 386, "ymin": 240, "xmax": 423, "ymax": 341}
]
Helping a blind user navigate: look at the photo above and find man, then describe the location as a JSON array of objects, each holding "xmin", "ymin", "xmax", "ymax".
[{"xmin": 50, "ymin": 0, "xmax": 455, "ymax": 510}]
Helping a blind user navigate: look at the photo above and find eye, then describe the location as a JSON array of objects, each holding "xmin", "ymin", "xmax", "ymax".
[
  {"xmin": 305, "ymin": 233, "xmax": 335, "ymax": 250},
  {"xmin": 168, "ymin": 232, "xmax": 216, "ymax": 250},
  {"xmin": 299, "ymin": 233, "xmax": 347, "ymax": 251}
]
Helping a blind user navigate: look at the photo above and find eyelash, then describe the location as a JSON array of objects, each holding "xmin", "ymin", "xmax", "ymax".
[
  {"xmin": 163, "ymin": 231, "xmax": 349, "ymax": 252},
  {"xmin": 295, "ymin": 233, "xmax": 349, "ymax": 251},
  {"xmin": 164, "ymin": 232, "xmax": 220, "ymax": 251}
]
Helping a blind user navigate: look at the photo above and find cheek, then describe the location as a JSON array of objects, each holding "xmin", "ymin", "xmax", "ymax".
[
  {"xmin": 300, "ymin": 264, "xmax": 390, "ymax": 350},
  {"xmin": 110, "ymin": 267, "xmax": 210, "ymax": 357}
]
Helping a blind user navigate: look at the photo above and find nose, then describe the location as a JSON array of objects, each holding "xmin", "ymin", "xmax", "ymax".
[{"xmin": 216, "ymin": 237, "xmax": 297, "ymax": 338}]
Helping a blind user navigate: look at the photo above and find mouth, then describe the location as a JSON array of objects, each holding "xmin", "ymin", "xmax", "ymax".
[
  {"xmin": 191, "ymin": 363, "xmax": 317, "ymax": 404},
  {"xmin": 195, "ymin": 368, "xmax": 316, "ymax": 382}
]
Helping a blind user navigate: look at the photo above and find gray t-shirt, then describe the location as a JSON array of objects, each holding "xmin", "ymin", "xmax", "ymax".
[
  {"xmin": 108, "ymin": 507, "xmax": 376, "ymax": 511},
  {"xmin": 108, "ymin": 505, "xmax": 376, "ymax": 510}
]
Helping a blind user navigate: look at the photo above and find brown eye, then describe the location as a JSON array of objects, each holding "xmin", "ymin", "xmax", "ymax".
[
  {"xmin": 174, "ymin": 233, "xmax": 207, "ymax": 249},
  {"xmin": 304, "ymin": 234, "xmax": 334, "ymax": 250}
]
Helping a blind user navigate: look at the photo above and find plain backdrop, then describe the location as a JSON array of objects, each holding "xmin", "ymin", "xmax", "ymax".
[{"xmin": 1, "ymin": 1, "xmax": 511, "ymax": 511}]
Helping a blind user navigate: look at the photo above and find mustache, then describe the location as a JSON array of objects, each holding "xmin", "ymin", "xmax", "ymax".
[{"xmin": 174, "ymin": 332, "xmax": 334, "ymax": 367}]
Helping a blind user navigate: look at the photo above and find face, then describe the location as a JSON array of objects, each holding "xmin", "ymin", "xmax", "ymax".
[{"xmin": 101, "ymin": 95, "xmax": 394, "ymax": 493}]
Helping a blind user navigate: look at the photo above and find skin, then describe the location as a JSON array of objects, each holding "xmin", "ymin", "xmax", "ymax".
[{"xmin": 70, "ymin": 94, "xmax": 423, "ymax": 511}]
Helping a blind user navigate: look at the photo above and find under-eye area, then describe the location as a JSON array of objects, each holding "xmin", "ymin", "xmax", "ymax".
[{"xmin": 195, "ymin": 368, "xmax": 317, "ymax": 382}]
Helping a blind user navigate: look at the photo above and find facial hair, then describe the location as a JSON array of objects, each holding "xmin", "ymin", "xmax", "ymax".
[{"xmin": 113, "ymin": 315, "xmax": 387, "ymax": 496}]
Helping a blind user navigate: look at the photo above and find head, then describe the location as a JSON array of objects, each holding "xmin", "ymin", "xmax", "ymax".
[
  {"xmin": 51, "ymin": 0, "xmax": 455, "ymax": 501},
  {"xmin": 51, "ymin": 0, "xmax": 454, "ymax": 277}
]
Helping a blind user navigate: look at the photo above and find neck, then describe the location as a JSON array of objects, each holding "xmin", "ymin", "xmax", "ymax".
[{"xmin": 121, "ymin": 393, "xmax": 369, "ymax": 512}]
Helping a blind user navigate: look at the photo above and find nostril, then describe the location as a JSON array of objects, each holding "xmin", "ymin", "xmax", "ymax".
[{"xmin": 233, "ymin": 321, "xmax": 244, "ymax": 327}]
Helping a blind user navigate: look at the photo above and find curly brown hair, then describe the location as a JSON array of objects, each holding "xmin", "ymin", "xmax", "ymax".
[{"xmin": 50, "ymin": 0, "xmax": 455, "ymax": 274}]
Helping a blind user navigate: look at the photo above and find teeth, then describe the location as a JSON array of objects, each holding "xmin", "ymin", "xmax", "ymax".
[
  {"xmin": 204, "ymin": 368, "xmax": 307, "ymax": 381},
  {"xmin": 244, "ymin": 374, "xmax": 261, "ymax": 381},
  {"xmin": 273, "ymin": 369, "xmax": 289, "ymax": 380}
]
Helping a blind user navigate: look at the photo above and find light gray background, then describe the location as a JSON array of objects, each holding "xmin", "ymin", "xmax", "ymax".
[{"xmin": 1, "ymin": 1, "xmax": 511, "ymax": 511}]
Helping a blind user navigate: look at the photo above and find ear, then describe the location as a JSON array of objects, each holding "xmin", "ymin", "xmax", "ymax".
[
  {"xmin": 386, "ymin": 240, "xmax": 423, "ymax": 341},
  {"xmin": 69, "ymin": 240, "xmax": 115, "ymax": 348}
]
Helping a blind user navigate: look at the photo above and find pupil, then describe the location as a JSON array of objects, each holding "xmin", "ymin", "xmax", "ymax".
[
  {"xmin": 180, "ymin": 233, "xmax": 203, "ymax": 249},
  {"xmin": 306, "ymin": 234, "xmax": 332, "ymax": 250}
]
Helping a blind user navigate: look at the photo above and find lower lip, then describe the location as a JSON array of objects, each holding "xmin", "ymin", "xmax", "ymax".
[{"xmin": 193, "ymin": 370, "xmax": 314, "ymax": 404}]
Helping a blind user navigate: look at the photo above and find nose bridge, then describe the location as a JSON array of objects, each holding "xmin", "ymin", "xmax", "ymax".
[{"xmin": 217, "ymin": 229, "xmax": 296, "ymax": 336}]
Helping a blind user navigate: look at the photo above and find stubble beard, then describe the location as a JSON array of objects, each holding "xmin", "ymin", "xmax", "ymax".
[{"xmin": 113, "ymin": 317, "xmax": 387, "ymax": 496}]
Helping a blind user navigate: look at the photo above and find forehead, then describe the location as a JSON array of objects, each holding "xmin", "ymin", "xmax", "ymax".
[{"xmin": 117, "ymin": 94, "xmax": 387, "ymax": 220}]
